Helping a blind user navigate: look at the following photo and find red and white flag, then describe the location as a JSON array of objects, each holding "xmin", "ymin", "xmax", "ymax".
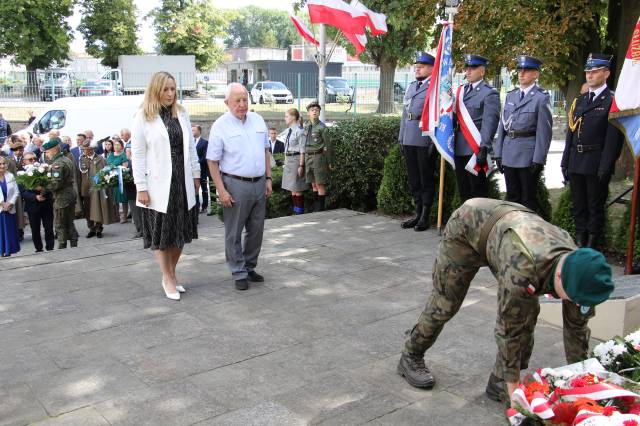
[
  {"xmin": 289, "ymin": 13, "xmax": 319, "ymax": 46},
  {"xmin": 307, "ymin": 0, "xmax": 367, "ymax": 34},
  {"xmin": 343, "ymin": 32, "xmax": 367, "ymax": 55},
  {"xmin": 350, "ymin": 0, "xmax": 387, "ymax": 35}
]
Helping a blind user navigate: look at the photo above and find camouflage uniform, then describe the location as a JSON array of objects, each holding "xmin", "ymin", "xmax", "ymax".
[
  {"xmin": 303, "ymin": 119, "xmax": 330, "ymax": 184},
  {"xmin": 404, "ymin": 198, "xmax": 593, "ymax": 382},
  {"xmin": 46, "ymin": 152, "xmax": 79, "ymax": 246}
]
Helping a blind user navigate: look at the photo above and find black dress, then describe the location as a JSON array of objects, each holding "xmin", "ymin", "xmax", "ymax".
[{"xmin": 142, "ymin": 106, "xmax": 198, "ymax": 250}]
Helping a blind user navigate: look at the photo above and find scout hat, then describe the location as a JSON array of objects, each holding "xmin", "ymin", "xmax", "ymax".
[
  {"xmin": 561, "ymin": 248, "xmax": 614, "ymax": 308},
  {"xmin": 415, "ymin": 51, "xmax": 435, "ymax": 65},
  {"xmin": 42, "ymin": 137, "xmax": 61, "ymax": 151},
  {"xmin": 584, "ymin": 53, "xmax": 613, "ymax": 71},
  {"xmin": 516, "ymin": 55, "xmax": 543, "ymax": 70},
  {"xmin": 81, "ymin": 139, "xmax": 93, "ymax": 149},
  {"xmin": 8, "ymin": 137, "xmax": 25, "ymax": 150},
  {"xmin": 464, "ymin": 54, "xmax": 489, "ymax": 67}
]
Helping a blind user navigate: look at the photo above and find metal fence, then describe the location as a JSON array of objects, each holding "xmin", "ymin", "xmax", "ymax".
[{"xmin": 0, "ymin": 69, "xmax": 567, "ymax": 122}]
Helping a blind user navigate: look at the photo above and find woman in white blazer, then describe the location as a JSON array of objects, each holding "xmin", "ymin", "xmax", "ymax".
[
  {"xmin": 0, "ymin": 156, "xmax": 21, "ymax": 257},
  {"xmin": 131, "ymin": 71, "xmax": 200, "ymax": 300}
]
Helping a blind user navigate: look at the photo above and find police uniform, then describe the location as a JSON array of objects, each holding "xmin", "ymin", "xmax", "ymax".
[
  {"xmin": 561, "ymin": 54, "xmax": 624, "ymax": 249},
  {"xmin": 398, "ymin": 198, "xmax": 613, "ymax": 394},
  {"xmin": 453, "ymin": 54, "xmax": 501, "ymax": 202},
  {"xmin": 494, "ymin": 56, "xmax": 553, "ymax": 212},
  {"xmin": 45, "ymin": 140, "xmax": 79, "ymax": 248},
  {"xmin": 399, "ymin": 52, "xmax": 438, "ymax": 231}
]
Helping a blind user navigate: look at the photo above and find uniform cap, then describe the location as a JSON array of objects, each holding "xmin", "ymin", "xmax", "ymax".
[
  {"xmin": 561, "ymin": 248, "xmax": 614, "ymax": 307},
  {"xmin": 584, "ymin": 53, "xmax": 613, "ymax": 71},
  {"xmin": 42, "ymin": 138, "xmax": 60, "ymax": 151},
  {"xmin": 81, "ymin": 139, "xmax": 93, "ymax": 149},
  {"xmin": 415, "ymin": 51, "xmax": 435, "ymax": 65},
  {"xmin": 464, "ymin": 54, "xmax": 489, "ymax": 67},
  {"xmin": 516, "ymin": 55, "xmax": 543, "ymax": 70},
  {"xmin": 8, "ymin": 139, "xmax": 25, "ymax": 150}
]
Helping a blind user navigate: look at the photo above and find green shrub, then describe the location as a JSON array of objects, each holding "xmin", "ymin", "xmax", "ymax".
[
  {"xmin": 614, "ymin": 202, "xmax": 640, "ymax": 257},
  {"xmin": 535, "ymin": 174, "xmax": 552, "ymax": 222},
  {"xmin": 551, "ymin": 187, "xmax": 576, "ymax": 240},
  {"xmin": 326, "ymin": 116, "xmax": 400, "ymax": 211},
  {"xmin": 377, "ymin": 144, "xmax": 413, "ymax": 215}
]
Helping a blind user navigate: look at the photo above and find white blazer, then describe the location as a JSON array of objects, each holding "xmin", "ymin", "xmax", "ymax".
[
  {"xmin": 130, "ymin": 108, "xmax": 200, "ymax": 214},
  {"xmin": 0, "ymin": 172, "xmax": 19, "ymax": 214}
]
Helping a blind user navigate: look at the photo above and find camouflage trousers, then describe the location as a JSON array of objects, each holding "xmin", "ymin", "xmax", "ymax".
[
  {"xmin": 54, "ymin": 204, "xmax": 79, "ymax": 243},
  {"xmin": 404, "ymin": 200, "xmax": 593, "ymax": 382}
]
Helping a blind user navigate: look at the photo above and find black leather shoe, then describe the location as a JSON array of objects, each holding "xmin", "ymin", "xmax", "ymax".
[
  {"xmin": 70, "ymin": 240, "xmax": 78, "ymax": 248},
  {"xmin": 86, "ymin": 231, "xmax": 96, "ymax": 238},
  {"xmin": 414, "ymin": 205, "xmax": 431, "ymax": 232},
  {"xmin": 485, "ymin": 373, "xmax": 507, "ymax": 403},
  {"xmin": 96, "ymin": 232, "xmax": 103, "ymax": 238},
  {"xmin": 247, "ymin": 271, "xmax": 264, "ymax": 282},
  {"xmin": 235, "ymin": 279, "xmax": 249, "ymax": 291},
  {"xmin": 401, "ymin": 204, "xmax": 421, "ymax": 229},
  {"xmin": 396, "ymin": 352, "xmax": 435, "ymax": 389},
  {"xmin": 206, "ymin": 211, "xmax": 214, "ymax": 216},
  {"xmin": 35, "ymin": 249, "xmax": 44, "ymax": 253}
]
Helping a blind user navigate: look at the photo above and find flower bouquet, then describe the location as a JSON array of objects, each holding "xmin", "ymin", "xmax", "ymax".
[
  {"xmin": 592, "ymin": 330, "xmax": 640, "ymax": 382},
  {"xmin": 15, "ymin": 162, "xmax": 51, "ymax": 190},
  {"xmin": 507, "ymin": 359, "xmax": 640, "ymax": 426},
  {"xmin": 92, "ymin": 165, "xmax": 133, "ymax": 191}
]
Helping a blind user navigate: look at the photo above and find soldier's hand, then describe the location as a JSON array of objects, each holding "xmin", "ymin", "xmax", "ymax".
[
  {"xmin": 561, "ymin": 167, "xmax": 569, "ymax": 185},
  {"xmin": 476, "ymin": 146, "xmax": 488, "ymax": 168},
  {"xmin": 530, "ymin": 162, "xmax": 544, "ymax": 177},
  {"xmin": 597, "ymin": 171, "xmax": 611, "ymax": 183},
  {"xmin": 137, "ymin": 191, "xmax": 150, "ymax": 207},
  {"xmin": 494, "ymin": 157, "xmax": 503, "ymax": 173}
]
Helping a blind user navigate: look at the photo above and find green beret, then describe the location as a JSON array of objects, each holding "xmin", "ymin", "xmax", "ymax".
[
  {"xmin": 42, "ymin": 137, "xmax": 61, "ymax": 151},
  {"xmin": 561, "ymin": 248, "xmax": 614, "ymax": 307}
]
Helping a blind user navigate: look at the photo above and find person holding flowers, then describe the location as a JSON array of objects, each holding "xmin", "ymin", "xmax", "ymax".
[
  {"xmin": 79, "ymin": 140, "xmax": 116, "ymax": 238},
  {"xmin": 397, "ymin": 198, "xmax": 615, "ymax": 408},
  {"xmin": 107, "ymin": 139, "xmax": 130, "ymax": 223},
  {"xmin": 18, "ymin": 152, "xmax": 54, "ymax": 252},
  {"xmin": 0, "ymin": 156, "xmax": 20, "ymax": 256}
]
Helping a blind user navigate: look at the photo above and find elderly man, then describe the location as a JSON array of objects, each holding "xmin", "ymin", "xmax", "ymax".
[
  {"xmin": 207, "ymin": 83, "xmax": 272, "ymax": 291},
  {"xmin": 19, "ymin": 152, "xmax": 55, "ymax": 252},
  {"xmin": 397, "ymin": 198, "xmax": 614, "ymax": 406}
]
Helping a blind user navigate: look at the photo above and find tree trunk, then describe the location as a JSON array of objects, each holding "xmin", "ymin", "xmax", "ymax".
[
  {"xmin": 25, "ymin": 64, "xmax": 39, "ymax": 101},
  {"xmin": 376, "ymin": 54, "xmax": 397, "ymax": 114}
]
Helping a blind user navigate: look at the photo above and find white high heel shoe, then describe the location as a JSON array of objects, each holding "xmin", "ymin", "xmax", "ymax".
[
  {"xmin": 176, "ymin": 285, "xmax": 186, "ymax": 293},
  {"xmin": 162, "ymin": 279, "xmax": 180, "ymax": 301}
]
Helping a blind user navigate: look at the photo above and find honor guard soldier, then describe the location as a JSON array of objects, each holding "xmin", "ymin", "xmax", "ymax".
[
  {"xmin": 43, "ymin": 137, "xmax": 79, "ymax": 249},
  {"xmin": 453, "ymin": 54, "xmax": 501, "ymax": 202},
  {"xmin": 561, "ymin": 53, "xmax": 624, "ymax": 249},
  {"xmin": 397, "ymin": 198, "xmax": 614, "ymax": 405},
  {"xmin": 494, "ymin": 55, "xmax": 553, "ymax": 212},
  {"xmin": 399, "ymin": 52, "xmax": 438, "ymax": 231}
]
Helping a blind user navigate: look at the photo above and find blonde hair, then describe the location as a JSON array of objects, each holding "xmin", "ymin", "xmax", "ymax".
[
  {"xmin": 286, "ymin": 108, "xmax": 300, "ymax": 121},
  {"xmin": 141, "ymin": 71, "xmax": 184, "ymax": 121}
]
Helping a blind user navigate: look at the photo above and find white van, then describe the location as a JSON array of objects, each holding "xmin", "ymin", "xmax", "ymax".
[{"xmin": 19, "ymin": 95, "xmax": 144, "ymax": 141}]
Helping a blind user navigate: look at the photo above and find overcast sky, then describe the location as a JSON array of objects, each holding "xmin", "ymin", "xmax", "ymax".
[{"xmin": 69, "ymin": 0, "xmax": 293, "ymax": 53}]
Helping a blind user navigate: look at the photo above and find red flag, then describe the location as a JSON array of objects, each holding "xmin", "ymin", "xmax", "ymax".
[
  {"xmin": 289, "ymin": 13, "xmax": 319, "ymax": 46},
  {"xmin": 350, "ymin": 0, "xmax": 387, "ymax": 35},
  {"xmin": 343, "ymin": 31, "xmax": 367, "ymax": 55},
  {"xmin": 308, "ymin": 0, "xmax": 367, "ymax": 34}
]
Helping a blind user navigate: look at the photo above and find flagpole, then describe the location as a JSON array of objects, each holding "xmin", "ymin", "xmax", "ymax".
[
  {"xmin": 626, "ymin": 157, "xmax": 640, "ymax": 274},
  {"xmin": 318, "ymin": 24, "xmax": 327, "ymax": 122}
]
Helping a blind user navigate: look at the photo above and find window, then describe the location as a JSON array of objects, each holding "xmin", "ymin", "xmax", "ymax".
[
  {"xmin": 263, "ymin": 82, "xmax": 287, "ymax": 90},
  {"xmin": 35, "ymin": 110, "xmax": 66, "ymax": 134}
]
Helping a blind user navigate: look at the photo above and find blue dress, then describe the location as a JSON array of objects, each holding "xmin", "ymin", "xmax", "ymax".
[{"xmin": 0, "ymin": 179, "xmax": 20, "ymax": 256}]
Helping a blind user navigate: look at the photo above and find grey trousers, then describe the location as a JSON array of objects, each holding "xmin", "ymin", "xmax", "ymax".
[
  {"xmin": 222, "ymin": 175, "xmax": 266, "ymax": 280},
  {"xmin": 128, "ymin": 199, "xmax": 142, "ymax": 233}
]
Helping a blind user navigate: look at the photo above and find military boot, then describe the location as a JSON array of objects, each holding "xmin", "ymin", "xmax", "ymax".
[
  {"xmin": 396, "ymin": 352, "xmax": 435, "ymax": 389},
  {"xmin": 587, "ymin": 234, "xmax": 600, "ymax": 250},
  {"xmin": 58, "ymin": 241, "xmax": 67, "ymax": 249},
  {"xmin": 485, "ymin": 373, "xmax": 507, "ymax": 403},
  {"xmin": 401, "ymin": 203, "xmax": 422, "ymax": 229},
  {"xmin": 414, "ymin": 205, "xmax": 431, "ymax": 232}
]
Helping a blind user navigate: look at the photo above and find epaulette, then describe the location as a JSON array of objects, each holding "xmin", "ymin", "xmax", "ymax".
[
  {"xmin": 508, "ymin": 87, "xmax": 519, "ymax": 93},
  {"xmin": 536, "ymin": 87, "xmax": 549, "ymax": 95}
]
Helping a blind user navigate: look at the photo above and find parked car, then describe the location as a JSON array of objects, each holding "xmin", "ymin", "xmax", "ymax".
[
  {"xmin": 250, "ymin": 81, "xmax": 293, "ymax": 104},
  {"xmin": 38, "ymin": 68, "xmax": 77, "ymax": 101},
  {"xmin": 394, "ymin": 81, "xmax": 409, "ymax": 103},
  {"xmin": 325, "ymin": 77, "xmax": 354, "ymax": 103},
  {"xmin": 78, "ymin": 80, "xmax": 117, "ymax": 97}
]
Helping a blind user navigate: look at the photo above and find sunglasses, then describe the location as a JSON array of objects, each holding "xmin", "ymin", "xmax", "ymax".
[{"xmin": 24, "ymin": 158, "xmax": 36, "ymax": 163}]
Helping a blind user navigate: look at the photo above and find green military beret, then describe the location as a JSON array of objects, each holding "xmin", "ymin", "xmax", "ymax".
[
  {"xmin": 42, "ymin": 137, "xmax": 61, "ymax": 151},
  {"xmin": 561, "ymin": 248, "xmax": 614, "ymax": 307}
]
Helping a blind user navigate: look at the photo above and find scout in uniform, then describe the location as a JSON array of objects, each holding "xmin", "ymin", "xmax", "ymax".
[
  {"xmin": 397, "ymin": 198, "xmax": 614, "ymax": 405},
  {"xmin": 399, "ymin": 52, "xmax": 437, "ymax": 231},
  {"xmin": 303, "ymin": 101, "xmax": 330, "ymax": 212},
  {"xmin": 6, "ymin": 135, "xmax": 26, "ymax": 240},
  {"xmin": 494, "ymin": 55, "xmax": 553, "ymax": 212},
  {"xmin": 453, "ymin": 54, "xmax": 501, "ymax": 202},
  {"xmin": 43, "ymin": 138, "xmax": 79, "ymax": 248},
  {"xmin": 561, "ymin": 53, "xmax": 624, "ymax": 249},
  {"xmin": 78, "ymin": 140, "xmax": 116, "ymax": 238}
]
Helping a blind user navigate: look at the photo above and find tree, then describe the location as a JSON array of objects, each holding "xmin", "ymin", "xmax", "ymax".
[
  {"xmin": 296, "ymin": 0, "xmax": 438, "ymax": 114},
  {"xmin": 0, "ymin": 0, "xmax": 75, "ymax": 96},
  {"xmin": 150, "ymin": 0, "xmax": 227, "ymax": 70},
  {"xmin": 223, "ymin": 7, "xmax": 298, "ymax": 52},
  {"xmin": 78, "ymin": 0, "xmax": 142, "ymax": 68}
]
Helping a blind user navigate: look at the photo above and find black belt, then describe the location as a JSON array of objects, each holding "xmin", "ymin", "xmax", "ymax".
[
  {"xmin": 408, "ymin": 112, "xmax": 421, "ymax": 121},
  {"xmin": 507, "ymin": 130, "xmax": 536, "ymax": 139},
  {"xmin": 285, "ymin": 152, "xmax": 300, "ymax": 156},
  {"xmin": 306, "ymin": 150, "xmax": 324, "ymax": 156},
  {"xmin": 221, "ymin": 172, "xmax": 263, "ymax": 182},
  {"xmin": 576, "ymin": 144, "xmax": 601, "ymax": 153}
]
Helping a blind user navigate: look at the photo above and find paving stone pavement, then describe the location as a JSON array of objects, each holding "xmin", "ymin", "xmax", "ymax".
[{"xmin": 0, "ymin": 209, "xmax": 611, "ymax": 425}]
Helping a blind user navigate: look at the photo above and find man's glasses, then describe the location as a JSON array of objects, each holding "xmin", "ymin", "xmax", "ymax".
[{"xmin": 23, "ymin": 158, "xmax": 36, "ymax": 163}]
